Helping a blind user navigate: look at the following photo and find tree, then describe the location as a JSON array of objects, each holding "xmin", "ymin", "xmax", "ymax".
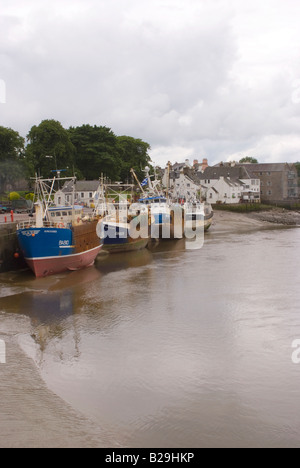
[
  {"xmin": 68, "ymin": 125, "xmax": 121, "ymax": 180},
  {"xmin": 116, "ymin": 136, "xmax": 151, "ymax": 182},
  {"xmin": 9, "ymin": 192, "xmax": 21, "ymax": 201},
  {"xmin": 239, "ymin": 157, "xmax": 259, "ymax": 164},
  {"xmin": 0, "ymin": 160, "xmax": 25, "ymax": 193},
  {"xmin": 0, "ymin": 126, "xmax": 25, "ymax": 161},
  {"xmin": 25, "ymin": 120, "xmax": 76, "ymax": 177},
  {"xmin": 0, "ymin": 127, "xmax": 25, "ymax": 192},
  {"xmin": 295, "ymin": 162, "xmax": 300, "ymax": 177}
]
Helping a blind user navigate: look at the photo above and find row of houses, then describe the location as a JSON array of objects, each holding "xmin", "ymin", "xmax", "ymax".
[
  {"xmin": 46, "ymin": 159, "xmax": 299, "ymax": 208},
  {"xmin": 163, "ymin": 159, "xmax": 299, "ymax": 205}
]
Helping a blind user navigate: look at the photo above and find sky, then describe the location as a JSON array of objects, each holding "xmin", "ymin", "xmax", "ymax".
[{"xmin": 0, "ymin": 0, "xmax": 300, "ymax": 167}]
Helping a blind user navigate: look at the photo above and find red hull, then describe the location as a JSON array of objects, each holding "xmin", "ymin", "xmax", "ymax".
[{"xmin": 25, "ymin": 245, "xmax": 102, "ymax": 278}]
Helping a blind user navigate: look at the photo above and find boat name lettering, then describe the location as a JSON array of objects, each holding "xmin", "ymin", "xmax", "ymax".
[
  {"xmin": 44, "ymin": 230, "xmax": 58, "ymax": 233},
  {"xmin": 59, "ymin": 240, "xmax": 70, "ymax": 246}
]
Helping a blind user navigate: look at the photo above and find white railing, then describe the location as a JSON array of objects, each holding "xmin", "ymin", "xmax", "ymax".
[{"xmin": 17, "ymin": 220, "xmax": 58, "ymax": 230}]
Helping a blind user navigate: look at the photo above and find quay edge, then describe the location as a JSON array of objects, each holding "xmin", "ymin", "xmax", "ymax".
[{"xmin": 0, "ymin": 223, "xmax": 26, "ymax": 273}]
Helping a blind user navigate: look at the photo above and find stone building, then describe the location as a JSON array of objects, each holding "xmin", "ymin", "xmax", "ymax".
[{"xmin": 239, "ymin": 163, "xmax": 299, "ymax": 204}]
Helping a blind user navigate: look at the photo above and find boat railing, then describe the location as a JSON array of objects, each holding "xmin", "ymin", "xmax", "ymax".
[{"xmin": 17, "ymin": 220, "xmax": 60, "ymax": 230}]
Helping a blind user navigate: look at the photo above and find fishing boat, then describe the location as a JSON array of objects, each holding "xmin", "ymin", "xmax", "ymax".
[
  {"xmin": 184, "ymin": 202, "xmax": 214, "ymax": 233},
  {"xmin": 98, "ymin": 204, "xmax": 149, "ymax": 253},
  {"xmin": 130, "ymin": 167, "xmax": 173, "ymax": 239},
  {"xmin": 17, "ymin": 175, "xmax": 102, "ymax": 277}
]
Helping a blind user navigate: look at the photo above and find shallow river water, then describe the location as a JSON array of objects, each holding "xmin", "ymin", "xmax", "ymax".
[{"xmin": 0, "ymin": 225, "xmax": 300, "ymax": 447}]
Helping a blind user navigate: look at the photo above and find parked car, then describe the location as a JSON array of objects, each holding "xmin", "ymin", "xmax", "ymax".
[{"xmin": 0, "ymin": 204, "xmax": 11, "ymax": 214}]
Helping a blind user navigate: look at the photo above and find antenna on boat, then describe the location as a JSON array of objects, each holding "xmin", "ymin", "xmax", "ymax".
[{"xmin": 51, "ymin": 169, "xmax": 67, "ymax": 179}]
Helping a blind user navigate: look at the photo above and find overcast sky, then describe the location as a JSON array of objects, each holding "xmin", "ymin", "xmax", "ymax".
[{"xmin": 1, "ymin": 0, "xmax": 300, "ymax": 167}]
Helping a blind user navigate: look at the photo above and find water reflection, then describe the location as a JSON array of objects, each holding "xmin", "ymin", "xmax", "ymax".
[{"xmin": 1, "ymin": 229, "xmax": 300, "ymax": 447}]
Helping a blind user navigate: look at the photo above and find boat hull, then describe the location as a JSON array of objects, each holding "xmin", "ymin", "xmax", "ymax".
[
  {"xmin": 101, "ymin": 222, "xmax": 148, "ymax": 253},
  {"xmin": 102, "ymin": 238, "xmax": 149, "ymax": 254},
  {"xmin": 17, "ymin": 223, "xmax": 101, "ymax": 277},
  {"xmin": 25, "ymin": 245, "xmax": 101, "ymax": 278}
]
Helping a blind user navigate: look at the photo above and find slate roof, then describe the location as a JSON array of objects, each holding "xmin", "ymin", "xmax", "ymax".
[
  {"xmin": 198, "ymin": 165, "xmax": 253, "ymax": 180},
  {"xmin": 61, "ymin": 180, "xmax": 100, "ymax": 193}
]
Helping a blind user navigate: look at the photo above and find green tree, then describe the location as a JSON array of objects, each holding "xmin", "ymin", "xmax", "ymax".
[
  {"xmin": 0, "ymin": 126, "xmax": 25, "ymax": 161},
  {"xmin": 9, "ymin": 191, "xmax": 21, "ymax": 201},
  {"xmin": 295, "ymin": 162, "xmax": 300, "ymax": 177},
  {"xmin": 25, "ymin": 120, "xmax": 75, "ymax": 177},
  {"xmin": 68, "ymin": 125, "xmax": 120, "ymax": 180},
  {"xmin": 239, "ymin": 156, "xmax": 259, "ymax": 164},
  {"xmin": 0, "ymin": 160, "xmax": 25, "ymax": 193},
  {"xmin": 0, "ymin": 127, "xmax": 25, "ymax": 192},
  {"xmin": 116, "ymin": 136, "xmax": 151, "ymax": 182}
]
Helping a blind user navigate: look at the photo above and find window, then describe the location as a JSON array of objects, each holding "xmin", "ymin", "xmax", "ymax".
[
  {"xmin": 268, "ymin": 190, "xmax": 272, "ymax": 196},
  {"xmin": 89, "ymin": 192, "xmax": 93, "ymax": 198},
  {"xmin": 81, "ymin": 193, "xmax": 84, "ymax": 198},
  {"xmin": 251, "ymin": 180, "xmax": 255, "ymax": 185},
  {"xmin": 267, "ymin": 172, "xmax": 271, "ymax": 176},
  {"xmin": 187, "ymin": 183, "xmax": 190, "ymax": 188},
  {"xmin": 224, "ymin": 193, "xmax": 227, "ymax": 198},
  {"xmin": 56, "ymin": 212, "xmax": 61, "ymax": 217},
  {"xmin": 209, "ymin": 193, "xmax": 213, "ymax": 199}
]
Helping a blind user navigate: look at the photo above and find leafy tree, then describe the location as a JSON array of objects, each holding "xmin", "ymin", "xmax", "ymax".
[
  {"xmin": 116, "ymin": 136, "xmax": 151, "ymax": 182},
  {"xmin": 0, "ymin": 160, "xmax": 25, "ymax": 193},
  {"xmin": 295, "ymin": 162, "xmax": 300, "ymax": 177},
  {"xmin": 25, "ymin": 120, "xmax": 76, "ymax": 177},
  {"xmin": 9, "ymin": 192, "xmax": 21, "ymax": 201},
  {"xmin": 68, "ymin": 125, "xmax": 121, "ymax": 180},
  {"xmin": 239, "ymin": 156, "xmax": 259, "ymax": 164},
  {"xmin": 0, "ymin": 127, "xmax": 25, "ymax": 192},
  {"xmin": 0, "ymin": 126, "xmax": 25, "ymax": 161}
]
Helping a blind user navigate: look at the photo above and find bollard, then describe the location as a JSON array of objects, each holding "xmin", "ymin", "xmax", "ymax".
[
  {"xmin": 4, "ymin": 216, "xmax": 7, "ymax": 223},
  {"xmin": 11, "ymin": 210, "xmax": 14, "ymax": 223}
]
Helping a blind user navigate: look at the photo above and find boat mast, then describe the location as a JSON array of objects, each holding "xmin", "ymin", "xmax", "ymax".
[{"xmin": 130, "ymin": 168, "xmax": 145, "ymax": 195}]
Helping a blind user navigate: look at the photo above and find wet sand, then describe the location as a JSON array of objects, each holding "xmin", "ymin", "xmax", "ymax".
[
  {"xmin": 0, "ymin": 315, "xmax": 112, "ymax": 448},
  {"xmin": 0, "ymin": 211, "xmax": 299, "ymax": 448},
  {"xmin": 212, "ymin": 209, "xmax": 300, "ymax": 232}
]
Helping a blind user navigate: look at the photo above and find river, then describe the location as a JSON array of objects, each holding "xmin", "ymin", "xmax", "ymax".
[{"xmin": 0, "ymin": 223, "xmax": 300, "ymax": 447}]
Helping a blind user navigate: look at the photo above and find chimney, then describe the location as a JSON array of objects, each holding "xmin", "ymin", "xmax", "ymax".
[{"xmin": 202, "ymin": 158, "xmax": 208, "ymax": 170}]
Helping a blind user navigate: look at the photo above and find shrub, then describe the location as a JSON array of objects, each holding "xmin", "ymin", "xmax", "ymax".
[
  {"xmin": 212, "ymin": 203, "xmax": 273, "ymax": 213},
  {"xmin": 9, "ymin": 192, "xmax": 21, "ymax": 201}
]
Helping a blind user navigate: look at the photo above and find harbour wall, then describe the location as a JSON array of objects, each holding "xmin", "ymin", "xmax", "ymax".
[{"xmin": 0, "ymin": 223, "xmax": 26, "ymax": 273}]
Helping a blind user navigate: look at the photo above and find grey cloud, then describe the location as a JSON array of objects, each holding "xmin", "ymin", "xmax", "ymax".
[{"xmin": 0, "ymin": 0, "xmax": 300, "ymax": 164}]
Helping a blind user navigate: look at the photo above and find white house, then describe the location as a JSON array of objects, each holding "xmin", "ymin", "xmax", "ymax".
[
  {"xmin": 54, "ymin": 180, "xmax": 101, "ymax": 208},
  {"xmin": 205, "ymin": 177, "xmax": 244, "ymax": 204},
  {"xmin": 200, "ymin": 165, "xmax": 261, "ymax": 204}
]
